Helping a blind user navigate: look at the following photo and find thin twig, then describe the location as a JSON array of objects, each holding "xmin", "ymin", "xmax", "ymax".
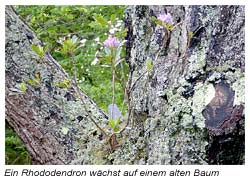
[
  {"xmin": 111, "ymin": 54, "xmax": 116, "ymax": 120},
  {"xmin": 71, "ymin": 55, "xmax": 108, "ymax": 138},
  {"xmin": 170, "ymin": 21, "xmax": 184, "ymax": 31}
]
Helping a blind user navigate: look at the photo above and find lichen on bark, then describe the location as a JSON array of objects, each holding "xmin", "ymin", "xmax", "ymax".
[
  {"xmin": 5, "ymin": 5, "xmax": 245, "ymax": 165},
  {"xmin": 108, "ymin": 5, "xmax": 244, "ymax": 165}
]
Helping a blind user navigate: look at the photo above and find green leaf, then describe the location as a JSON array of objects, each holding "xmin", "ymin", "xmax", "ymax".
[
  {"xmin": 60, "ymin": 36, "xmax": 80, "ymax": 55},
  {"xmin": 31, "ymin": 44, "xmax": 44, "ymax": 58},
  {"xmin": 155, "ymin": 20, "xmax": 163, "ymax": 26},
  {"xmin": 109, "ymin": 118, "xmax": 120, "ymax": 132},
  {"xmin": 94, "ymin": 13, "xmax": 108, "ymax": 26},
  {"xmin": 188, "ymin": 31, "xmax": 194, "ymax": 39},
  {"xmin": 150, "ymin": 16, "xmax": 163, "ymax": 26},
  {"xmin": 26, "ymin": 79, "xmax": 39, "ymax": 87},
  {"xmin": 166, "ymin": 23, "xmax": 174, "ymax": 31},
  {"xmin": 100, "ymin": 55, "xmax": 111, "ymax": 64},
  {"xmin": 47, "ymin": 26, "xmax": 57, "ymax": 33},
  {"xmin": 35, "ymin": 72, "xmax": 41, "ymax": 82},
  {"xmin": 116, "ymin": 28, "xmax": 128, "ymax": 39},
  {"xmin": 88, "ymin": 21, "xmax": 98, "ymax": 28},
  {"xmin": 26, "ymin": 72, "xmax": 41, "ymax": 87},
  {"xmin": 67, "ymin": 14, "xmax": 74, "ymax": 20},
  {"xmin": 109, "ymin": 119, "xmax": 115, "ymax": 129},
  {"xmin": 61, "ymin": 39, "xmax": 73, "ymax": 54},
  {"xmin": 110, "ymin": 14, "xmax": 116, "ymax": 23},
  {"xmin": 146, "ymin": 58, "xmax": 153, "ymax": 71},
  {"xmin": 19, "ymin": 82, "xmax": 27, "ymax": 92},
  {"xmin": 55, "ymin": 78, "xmax": 71, "ymax": 89},
  {"xmin": 150, "ymin": 16, "xmax": 157, "ymax": 22}
]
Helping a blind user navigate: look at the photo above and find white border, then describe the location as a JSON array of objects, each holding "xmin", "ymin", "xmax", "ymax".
[
  {"xmin": 1, "ymin": 0, "xmax": 249, "ymax": 179},
  {"xmin": 2, "ymin": 0, "xmax": 249, "ymax": 5},
  {"xmin": 1, "ymin": 0, "xmax": 6, "ymax": 169}
]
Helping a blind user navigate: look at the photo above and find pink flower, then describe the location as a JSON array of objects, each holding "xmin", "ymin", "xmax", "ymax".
[
  {"xmin": 157, "ymin": 13, "xmax": 173, "ymax": 25},
  {"xmin": 103, "ymin": 36, "xmax": 120, "ymax": 48}
]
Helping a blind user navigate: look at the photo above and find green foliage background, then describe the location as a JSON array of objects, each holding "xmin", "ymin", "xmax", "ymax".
[{"xmin": 6, "ymin": 5, "xmax": 127, "ymax": 165}]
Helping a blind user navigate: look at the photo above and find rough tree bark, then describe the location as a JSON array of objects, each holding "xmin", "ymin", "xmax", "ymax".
[
  {"xmin": 5, "ymin": 5, "xmax": 245, "ymax": 165},
  {"xmin": 5, "ymin": 6, "xmax": 109, "ymax": 165}
]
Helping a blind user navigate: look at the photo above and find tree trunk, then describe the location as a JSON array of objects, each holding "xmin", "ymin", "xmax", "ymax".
[
  {"xmin": 5, "ymin": 5, "xmax": 245, "ymax": 165},
  {"xmin": 5, "ymin": 6, "xmax": 109, "ymax": 165}
]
